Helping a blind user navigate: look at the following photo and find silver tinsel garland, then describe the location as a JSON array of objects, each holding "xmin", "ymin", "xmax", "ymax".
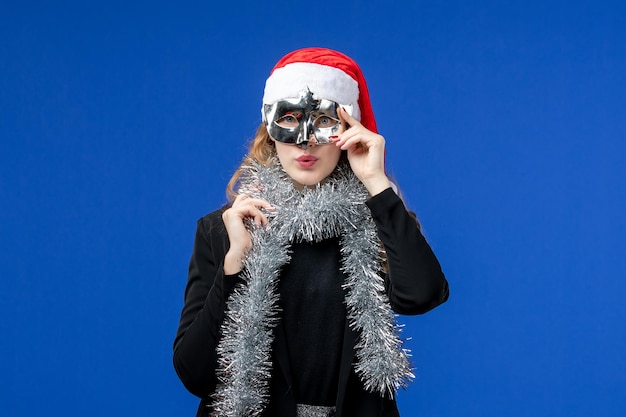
[{"xmin": 212, "ymin": 159, "xmax": 413, "ymax": 416}]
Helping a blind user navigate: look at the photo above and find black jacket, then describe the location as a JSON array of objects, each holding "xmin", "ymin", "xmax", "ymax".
[{"xmin": 173, "ymin": 188, "xmax": 449, "ymax": 416}]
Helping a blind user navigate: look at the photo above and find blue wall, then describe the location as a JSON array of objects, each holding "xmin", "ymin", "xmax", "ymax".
[{"xmin": 2, "ymin": 1, "xmax": 625, "ymax": 416}]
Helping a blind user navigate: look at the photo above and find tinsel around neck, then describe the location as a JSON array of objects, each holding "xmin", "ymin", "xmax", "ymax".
[{"xmin": 212, "ymin": 159, "xmax": 413, "ymax": 417}]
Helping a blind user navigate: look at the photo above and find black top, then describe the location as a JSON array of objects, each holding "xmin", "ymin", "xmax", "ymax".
[
  {"xmin": 279, "ymin": 238, "xmax": 347, "ymax": 406},
  {"xmin": 173, "ymin": 187, "xmax": 449, "ymax": 417}
]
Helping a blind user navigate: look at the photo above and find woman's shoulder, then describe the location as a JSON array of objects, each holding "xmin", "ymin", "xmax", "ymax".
[{"xmin": 197, "ymin": 203, "xmax": 231, "ymax": 238}]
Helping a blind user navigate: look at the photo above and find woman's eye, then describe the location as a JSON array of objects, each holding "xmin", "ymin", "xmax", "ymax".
[
  {"xmin": 276, "ymin": 114, "xmax": 300, "ymax": 127},
  {"xmin": 314, "ymin": 116, "xmax": 339, "ymax": 128}
]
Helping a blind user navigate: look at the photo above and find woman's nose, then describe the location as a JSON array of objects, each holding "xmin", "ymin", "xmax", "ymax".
[{"xmin": 298, "ymin": 135, "xmax": 318, "ymax": 150}]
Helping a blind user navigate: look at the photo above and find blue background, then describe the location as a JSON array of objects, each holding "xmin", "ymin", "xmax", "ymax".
[{"xmin": 2, "ymin": 1, "xmax": 625, "ymax": 416}]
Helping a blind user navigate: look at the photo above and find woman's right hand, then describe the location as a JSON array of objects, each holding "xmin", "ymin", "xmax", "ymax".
[{"xmin": 222, "ymin": 194, "xmax": 274, "ymax": 274}]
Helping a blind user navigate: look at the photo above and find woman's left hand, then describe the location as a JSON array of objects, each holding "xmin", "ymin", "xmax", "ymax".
[{"xmin": 334, "ymin": 106, "xmax": 392, "ymax": 196}]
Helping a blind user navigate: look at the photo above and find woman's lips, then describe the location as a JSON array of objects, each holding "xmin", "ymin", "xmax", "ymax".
[{"xmin": 296, "ymin": 155, "xmax": 318, "ymax": 168}]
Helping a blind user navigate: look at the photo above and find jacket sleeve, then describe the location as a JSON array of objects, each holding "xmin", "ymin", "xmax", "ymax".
[
  {"xmin": 173, "ymin": 212, "xmax": 243, "ymax": 398},
  {"xmin": 365, "ymin": 188, "xmax": 449, "ymax": 315}
]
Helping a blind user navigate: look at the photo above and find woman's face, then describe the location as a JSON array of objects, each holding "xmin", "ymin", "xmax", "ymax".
[
  {"xmin": 273, "ymin": 138, "xmax": 343, "ymax": 189},
  {"xmin": 266, "ymin": 90, "xmax": 348, "ymax": 189}
]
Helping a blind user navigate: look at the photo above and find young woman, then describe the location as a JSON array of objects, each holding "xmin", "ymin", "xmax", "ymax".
[{"xmin": 173, "ymin": 47, "xmax": 449, "ymax": 417}]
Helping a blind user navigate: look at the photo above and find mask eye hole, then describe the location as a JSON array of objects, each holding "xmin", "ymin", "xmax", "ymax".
[
  {"xmin": 313, "ymin": 115, "xmax": 340, "ymax": 128},
  {"xmin": 275, "ymin": 112, "xmax": 302, "ymax": 128}
]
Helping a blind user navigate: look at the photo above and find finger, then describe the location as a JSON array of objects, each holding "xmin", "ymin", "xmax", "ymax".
[
  {"xmin": 248, "ymin": 208, "xmax": 269, "ymax": 226},
  {"xmin": 232, "ymin": 193, "xmax": 249, "ymax": 204},
  {"xmin": 339, "ymin": 136, "xmax": 366, "ymax": 151},
  {"xmin": 337, "ymin": 131, "xmax": 376, "ymax": 151},
  {"xmin": 340, "ymin": 130, "xmax": 385, "ymax": 149},
  {"xmin": 244, "ymin": 198, "xmax": 274, "ymax": 209},
  {"xmin": 233, "ymin": 196, "xmax": 274, "ymax": 210},
  {"xmin": 228, "ymin": 205, "xmax": 269, "ymax": 226},
  {"xmin": 338, "ymin": 106, "xmax": 361, "ymax": 127}
]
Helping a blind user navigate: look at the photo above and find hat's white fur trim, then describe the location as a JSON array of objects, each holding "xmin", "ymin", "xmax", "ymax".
[{"xmin": 262, "ymin": 62, "xmax": 361, "ymax": 121}]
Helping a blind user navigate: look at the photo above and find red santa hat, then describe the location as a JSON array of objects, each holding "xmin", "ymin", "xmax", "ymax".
[{"xmin": 262, "ymin": 47, "xmax": 378, "ymax": 133}]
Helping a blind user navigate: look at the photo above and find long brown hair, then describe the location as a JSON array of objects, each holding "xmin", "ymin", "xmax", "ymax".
[{"xmin": 226, "ymin": 124, "xmax": 276, "ymax": 200}]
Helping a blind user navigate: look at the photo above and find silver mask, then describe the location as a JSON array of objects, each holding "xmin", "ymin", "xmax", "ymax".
[{"xmin": 263, "ymin": 88, "xmax": 353, "ymax": 150}]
